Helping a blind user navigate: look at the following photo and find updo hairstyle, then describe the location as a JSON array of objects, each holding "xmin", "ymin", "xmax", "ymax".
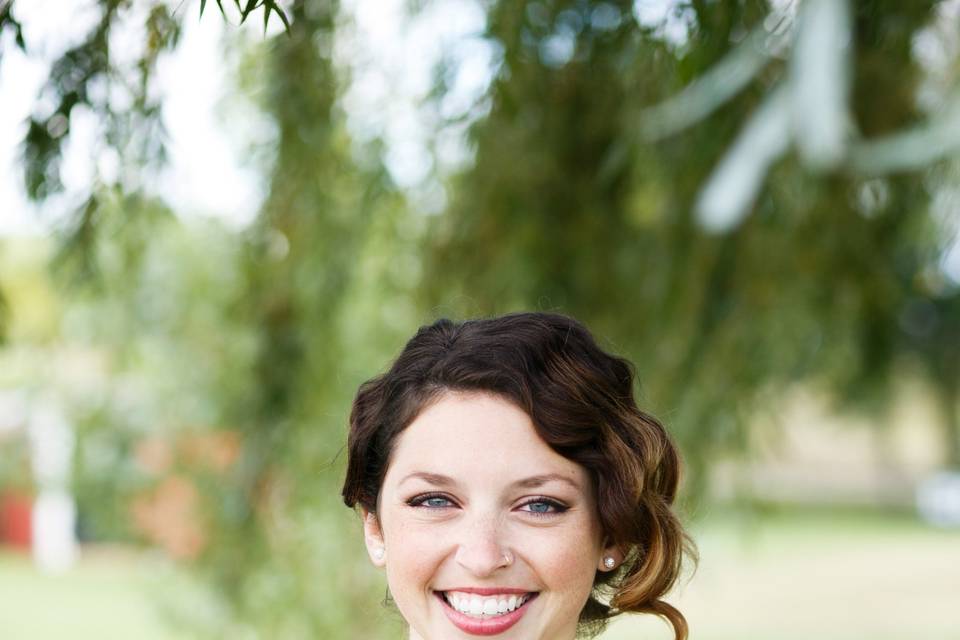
[{"xmin": 341, "ymin": 312, "xmax": 694, "ymax": 639}]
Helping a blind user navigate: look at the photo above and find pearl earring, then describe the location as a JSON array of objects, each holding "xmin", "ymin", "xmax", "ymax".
[
  {"xmin": 603, "ymin": 556, "xmax": 616, "ymax": 569},
  {"xmin": 373, "ymin": 548, "xmax": 385, "ymax": 561}
]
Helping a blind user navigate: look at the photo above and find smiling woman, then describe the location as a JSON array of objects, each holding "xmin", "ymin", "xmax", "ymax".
[{"xmin": 342, "ymin": 312, "xmax": 695, "ymax": 640}]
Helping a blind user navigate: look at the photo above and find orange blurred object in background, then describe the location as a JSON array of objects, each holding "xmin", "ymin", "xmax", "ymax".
[{"xmin": 0, "ymin": 491, "xmax": 32, "ymax": 549}]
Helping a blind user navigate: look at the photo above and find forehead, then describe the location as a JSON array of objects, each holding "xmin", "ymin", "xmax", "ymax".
[{"xmin": 383, "ymin": 391, "xmax": 587, "ymax": 487}]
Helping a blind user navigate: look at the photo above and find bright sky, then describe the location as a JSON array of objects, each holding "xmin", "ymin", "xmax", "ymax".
[
  {"xmin": 0, "ymin": 0, "xmax": 494, "ymax": 236},
  {"xmin": 0, "ymin": 0, "xmax": 281, "ymax": 235}
]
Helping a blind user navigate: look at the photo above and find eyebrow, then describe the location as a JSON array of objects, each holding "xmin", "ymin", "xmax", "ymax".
[
  {"xmin": 512, "ymin": 473, "xmax": 582, "ymax": 491},
  {"xmin": 398, "ymin": 471, "xmax": 581, "ymax": 491}
]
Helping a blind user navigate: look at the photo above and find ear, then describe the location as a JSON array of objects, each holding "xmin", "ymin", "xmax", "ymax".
[
  {"xmin": 598, "ymin": 540, "xmax": 623, "ymax": 572},
  {"xmin": 362, "ymin": 508, "xmax": 387, "ymax": 567}
]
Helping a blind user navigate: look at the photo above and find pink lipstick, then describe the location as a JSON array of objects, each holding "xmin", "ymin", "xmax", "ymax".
[{"xmin": 435, "ymin": 590, "xmax": 537, "ymax": 636}]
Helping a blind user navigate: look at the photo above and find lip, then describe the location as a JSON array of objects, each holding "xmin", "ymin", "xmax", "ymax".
[{"xmin": 435, "ymin": 591, "xmax": 537, "ymax": 636}]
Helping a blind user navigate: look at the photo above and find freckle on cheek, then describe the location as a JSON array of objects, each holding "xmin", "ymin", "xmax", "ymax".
[{"xmin": 385, "ymin": 520, "xmax": 441, "ymax": 596}]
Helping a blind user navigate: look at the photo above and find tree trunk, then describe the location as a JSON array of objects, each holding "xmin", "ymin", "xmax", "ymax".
[{"xmin": 937, "ymin": 382, "xmax": 960, "ymax": 469}]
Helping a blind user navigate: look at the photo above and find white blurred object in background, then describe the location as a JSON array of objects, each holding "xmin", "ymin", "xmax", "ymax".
[
  {"xmin": 27, "ymin": 400, "xmax": 78, "ymax": 572},
  {"xmin": 916, "ymin": 471, "xmax": 960, "ymax": 527},
  {"xmin": 31, "ymin": 489, "xmax": 77, "ymax": 572}
]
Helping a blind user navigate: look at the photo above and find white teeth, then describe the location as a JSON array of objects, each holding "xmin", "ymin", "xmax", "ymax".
[
  {"xmin": 442, "ymin": 592, "xmax": 530, "ymax": 618},
  {"xmin": 469, "ymin": 596, "xmax": 483, "ymax": 615}
]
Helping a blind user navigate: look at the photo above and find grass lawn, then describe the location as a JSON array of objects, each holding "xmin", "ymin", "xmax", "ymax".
[
  {"xmin": 604, "ymin": 507, "xmax": 960, "ymax": 640},
  {"xmin": 0, "ymin": 508, "xmax": 957, "ymax": 639},
  {"xmin": 0, "ymin": 546, "xmax": 182, "ymax": 640}
]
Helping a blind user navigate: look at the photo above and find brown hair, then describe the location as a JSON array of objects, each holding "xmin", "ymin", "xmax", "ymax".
[{"xmin": 342, "ymin": 312, "xmax": 694, "ymax": 639}]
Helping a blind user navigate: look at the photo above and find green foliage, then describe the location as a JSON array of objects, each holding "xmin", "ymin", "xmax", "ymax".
[
  {"xmin": 0, "ymin": 432, "xmax": 30, "ymax": 494},
  {"xmin": 421, "ymin": 0, "xmax": 960, "ymax": 481},
  {"xmin": 136, "ymin": 2, "xmax": 413, "ymax": 636},
  {"xmin": 0, "ymin": 2, "xmax": 26, "ymax": 60},
  {"xmin": 200, "ymin": 0, "xmax": 290, "ymax": 32},
  {"xmin": 0, "ymin": 284, "xmax": 7, "ymax": 346},
  {"xmin": 2, "ymin": 0, "xmax": 960, "ymax": 638}
]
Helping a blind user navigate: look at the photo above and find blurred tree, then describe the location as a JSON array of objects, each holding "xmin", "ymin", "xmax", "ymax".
[
  {"xmin": 4, "ymin": 1, "xmax": 958, "ymax": 471},
  {"xmin": 421, "ymin": 0, "xmax": 960, "ymax": 476},
  {"xmin": 4, "ymin": 1, "xmax": 408, "ymax": 636},
  {"xmin": 197, "ymin": 1, "xmax": 408, "ymax": 635},
  {"xmin": 3, "ymin": 0, "xmax": 960, "ymax": 637}
]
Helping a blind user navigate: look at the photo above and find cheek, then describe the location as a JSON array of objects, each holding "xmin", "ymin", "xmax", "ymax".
[
  {"xmin": 383, "ymin": 519, "xmax": 444, "ymax": 600},
  {"xmin": 524, "ymin": 516, "xmax": 602, "ymax": 599}
]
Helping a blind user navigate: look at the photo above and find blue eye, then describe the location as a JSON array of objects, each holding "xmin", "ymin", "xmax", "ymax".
[
  {"xmin": 408, "ymin": 493, "xmax": 456, "ymax": 509},
  {"xmin": 519, "ymin": 498, "xmax": 567, "ymax": 516}
]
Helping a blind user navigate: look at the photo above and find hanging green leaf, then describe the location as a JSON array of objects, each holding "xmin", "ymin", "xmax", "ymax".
[
  {"xmin": 641, "ymin": 26, "xmax": 778, "ymax": 141},
  {"xmin": 240, "ymin": 0, "xmax": 258, "ymax": 23},
  {"xmin": 850, "ymin": 95, "xmax": 960, "ymax": 175},
  {"xmin": 695, "ymin": 86, "xmax": 792, "ymax": 233},
  {"xmin": 266, "ymin": 1, "xmax": 290, "ymax": 32},
  {"xmin": 791, "ymin": 0, "xmax": 851, "ymax": 169}
]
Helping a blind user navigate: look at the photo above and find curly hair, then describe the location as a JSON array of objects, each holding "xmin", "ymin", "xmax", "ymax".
[{"xmin": 342, "ymin": 312, "xmax": 695, "ymax": 639}]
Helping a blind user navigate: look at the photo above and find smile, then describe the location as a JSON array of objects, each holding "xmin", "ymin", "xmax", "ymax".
[
  {"xmin": 442, "ymin": 591, "xmax": 532, "ymax": 616},
  {"xmin": 434, "ymin": 590, "xmax": 538, "ymax": 635}
]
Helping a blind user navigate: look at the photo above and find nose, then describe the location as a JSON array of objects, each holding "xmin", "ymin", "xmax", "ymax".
[{"xmin": 454, "ymin": 516, "xmax": 511, "ymax": 577}]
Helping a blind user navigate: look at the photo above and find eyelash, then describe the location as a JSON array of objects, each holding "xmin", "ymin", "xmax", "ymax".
[{"xmin": 405, "ymin": 492, "xmax": 569, "ymax": 517}]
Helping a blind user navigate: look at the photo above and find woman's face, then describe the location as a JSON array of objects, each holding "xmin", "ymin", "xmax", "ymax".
[{"xmin": 363, "ymin": 391, "xmax": 618, "ymax": 640}]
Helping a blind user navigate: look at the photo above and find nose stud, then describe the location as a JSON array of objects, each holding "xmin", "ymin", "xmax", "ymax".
[{"xmin": 502, "ymin": 551, "xmax": 513, "ymax": 567}]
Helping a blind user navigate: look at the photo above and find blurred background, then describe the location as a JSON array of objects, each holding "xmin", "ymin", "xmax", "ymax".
[{"xmin": 1, "ymin": 0, "xmax": 959, "ymax": 638}]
